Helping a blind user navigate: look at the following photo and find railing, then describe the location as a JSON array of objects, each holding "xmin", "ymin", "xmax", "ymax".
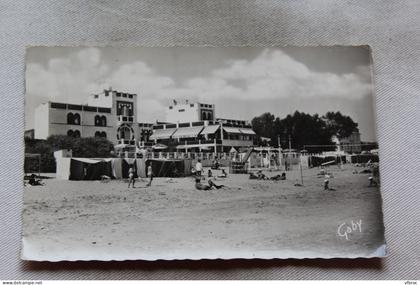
[
  {"xmin": 133, "ymin": 152, "xmax": 238, "ymax": 161},
  {"xmin": 173, "ymin": 139, "xmax": 222, "ymax": 145},
  {"xmin": 117, "ymin": 115, "xmax": 134, "ymax": 123},
  {"xmin": 118, "ymin": 139, "xmax": 136, "ymax": 145}
]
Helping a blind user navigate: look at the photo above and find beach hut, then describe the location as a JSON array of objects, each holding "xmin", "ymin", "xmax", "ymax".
[
  {"xmin": 146, "ymin": 159, "xmax": 192, "ymax": 177},
  {"xmin": 68, "ymin": 158, "xmax": 113, "ymax": 180}
]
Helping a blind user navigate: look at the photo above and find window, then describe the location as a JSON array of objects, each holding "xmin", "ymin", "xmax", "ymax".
[
  {"xmin": 178, "ymin": 109, "xmax": 185, "ymax": 112},
  {"xmin": 83, "ymin": 106, "xmax": 97, "ymax": 112},
  {"xmin": 101, "ymin": 115, "xmax": 107, "ymax": 126},
  {"xmin": 190, "ymin": 104, "xmax": 194, "ymax": 107},
  {"xmin": 98, "ymin": 107, "xmax": 111, "ymax": 113},
  {"xmin": 116, "ymin": 93, "xmax": 121, "ymax": 97},
  {"xmin": 202, "ymin": 112, "xmax": 207, "ymax": 120},
  {"xmin": 95, "ymin": 131, "xmax": 106, "ymax": 139},
  {"xmin": 67, "ymin": 113, "xmax": 74, "ymax": 125},
  {"xmin": 122, "ymin": 93, "xmax": 127, "ymax": 98},
  {"xmin": 51, "ymin": 102, "xmax": 67, "ymax": 109},
  {"xmin": 94, "ymin": 95, "xmax": 99, "ymax": 98},
  {"xmin": 68, "ymin": 129, "xmax": 80, "ymax": 138},
  {"xmin": 68, "ymin": 104, "xmax": 82, "ymax": 110},
  {"xmin": 179, "ymin": 123, "xmax": 190, "ymax": 128},
  {"xmin": 128, "ymin": 94, "xmax": 133, "ymax": 99},
  {"xmin": 94, "ymin": 115, "xmax": 101, "ymax": 126},
  {"xmin": 73, "ymin": 113, "xmax": 81, "ymax": 125},
  {"xmin": 169, "ymin": 106, "xmax": 173, "ymax": 109}
]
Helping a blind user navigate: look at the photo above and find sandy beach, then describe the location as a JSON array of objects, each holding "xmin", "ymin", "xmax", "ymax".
[{"xmin": 22, "ymin": 164, "xmax": 385, "ymax": 261}]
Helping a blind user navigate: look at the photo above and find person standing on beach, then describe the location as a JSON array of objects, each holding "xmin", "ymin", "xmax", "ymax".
[
  {"xmin": 128, "ymin": 167, "xmax": 135, "ymax": 188},
  {"xmin": 195, "ymin": 159, "xmax": 203, "ymax": 178},
  {"xmin": 146, "ymin": 163, "xmax": 153, "ymax": 187},
  {"xmin": 324, "ymin": 174, "xmax": 330, "ymax": 191}
]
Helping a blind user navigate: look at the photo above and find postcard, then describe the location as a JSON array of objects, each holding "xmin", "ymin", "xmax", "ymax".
[{"xmin": 22, "ymin": 46, "xmax": 386, "ymax": 261}]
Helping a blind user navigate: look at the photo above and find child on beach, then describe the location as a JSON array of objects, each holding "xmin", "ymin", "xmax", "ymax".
[
  {"xmin": 146, "ymin": 163, "xmax": 153, "ymax": 187},
  {"xmin": 195, "ymin": 159, "xmax": 203, "ymax": 177},
  {"xmin": 218, "ymin": 169, "xmax": 227, "ymax": 178},
  {"xmin": 324, "ymin": 174, "xmax": 330, "ymax": 190},
  {"xmin": 128, "ymin": 167, "xmax": 135, "ymax": 188}
]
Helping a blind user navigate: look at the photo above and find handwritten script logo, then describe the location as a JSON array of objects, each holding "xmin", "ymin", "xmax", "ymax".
[{"xmin": 337, "ymin": 220, "xmax": 362, "ymax": 240}]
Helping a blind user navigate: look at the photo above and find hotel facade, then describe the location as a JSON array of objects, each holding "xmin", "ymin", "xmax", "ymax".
[{"xmin": 32, "ymin": 88, "xmax": 256, "ymax": 153}]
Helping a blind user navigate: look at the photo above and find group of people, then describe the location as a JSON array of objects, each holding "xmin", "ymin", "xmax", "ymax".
[
  {"xmin": 127, "ymin": 163, "xmax": 153, "ymax": 188},
  {"xmin": 194, "ymin": 159, "xmax": 227, "ymax": 191},
  {"xmin": 249, "ymin": 170, "xmax": 286, "ymax": 181}
]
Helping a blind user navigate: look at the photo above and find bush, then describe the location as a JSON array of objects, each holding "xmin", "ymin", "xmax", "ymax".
[{"xmin": 25, "ymin": 135, "xmax": 115, "ymax": 172}]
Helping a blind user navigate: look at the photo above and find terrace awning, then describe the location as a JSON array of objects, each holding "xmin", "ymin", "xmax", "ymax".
[
  {"xmin": 222, "ymin": 127, "xmax": 242, "ymax": 134},
  {"xmin": 201, "ymin": 124, "xmax": 220, "ymax": 135},
  {"xmin": 171, "ymin": 126, "xmax": 204, "ymax": 139},
  {"xmin": 239, "ymin": 128, "xmax": 256, "ymax": 135},
  {"xmin": 149, "ymin": 128, "xmax": 177, "ymax": 140}
]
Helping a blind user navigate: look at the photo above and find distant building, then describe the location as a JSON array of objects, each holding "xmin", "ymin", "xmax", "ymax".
[
  {"xmin": 33, "ymin": 88, "xmax": 152, "ymax": 152},
  {"xmin": 166, "ymin": 100, "xmax": 215, "ymax": 123},
  {"xmin": 333, "ymin": 131, "xmax": 362, "ymax": 153},
  {"xmin": 150, "ymin": 101, "xmax": 256, "ymax": 153},
  {"xmin": 32, "ymin": 89, "xmax": 255, "ymax": 154}
]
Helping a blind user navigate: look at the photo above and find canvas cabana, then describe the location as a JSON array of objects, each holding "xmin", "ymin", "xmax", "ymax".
[
  {"xmin": 68, "ymin": 158, "xmax": 113, "ymax": 180},
  {"xmin": 146, "ymin": 159, "xmax": 192, "ymax": 177}
]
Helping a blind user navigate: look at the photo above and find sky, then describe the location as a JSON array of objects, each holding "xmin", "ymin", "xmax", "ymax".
[{"xmin": 25, "ymin": 46, "xmax": 377, "ymax": 141}]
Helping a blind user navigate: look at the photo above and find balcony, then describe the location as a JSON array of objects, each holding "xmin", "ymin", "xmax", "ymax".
[
  {"xmin": 117, "ymin": 139, "xmax": 136, "ymax": 146},
  {"xmin": 117, "ymin": 115, "xmax": 134, "ymax": 125}
]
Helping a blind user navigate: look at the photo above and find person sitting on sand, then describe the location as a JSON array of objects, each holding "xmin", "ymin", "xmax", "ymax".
[
  {"xmin": 128, "ymin": 167, "xmax": 136, "ymax": 188},
  {"xmin": 218, "ymin": 169, "xmax": 227, "ymax": 178},
  {"xmin": 146, "ymin": 163, "xmax": 153, "ymax": 187},
  {"xmin": 249, "ymin": 172, "xmax": 259, "ymax": 180},
  {"xmin": 28, "ymin": 174, "xmax": 44, "ymax": 186},
  {"xmin": 249, "ymin": 170, "xmax": 268, "ymax": 180},
  {"xmin": 208, "ymin": 169, "xmax": 213, "ymax": 177},
  {"xmin": 257, "ymin": 170, "xmax": 268, "ymax": 180},
  {"xmin": 195, "ymin": 178, "xmax": 225, "ymax": 191},
  {"xmin": 208, "ymin": 179, "xmax": 225, "ymax": 189},
  {"xmin": 271, "ymin": 172, "xmax": 286, "ymax": 181},
  {"xmin": 195, "ymin": 177, "xmax": 211, "ymax": 191},
  {"xmin": 368, "ymin": 176, "xmax": 378, "ymax": 187},
  {"xmin": 100, "ymin": 175, "xmax": 111, "ymax": 183}
]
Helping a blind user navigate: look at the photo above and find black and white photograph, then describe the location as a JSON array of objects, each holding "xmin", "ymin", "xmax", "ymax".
[{"xmin": 22, "ymin": 46, "xmax": 385, "ymax": 261}]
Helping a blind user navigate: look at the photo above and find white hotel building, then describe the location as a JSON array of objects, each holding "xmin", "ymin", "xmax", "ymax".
[
  {"xmin": 32, "ymin": 88, "xmax": 256, "ymax": 153},
  {"xmin": 150, "ymin": 101, "xmax": 256, "ymax": 153}
]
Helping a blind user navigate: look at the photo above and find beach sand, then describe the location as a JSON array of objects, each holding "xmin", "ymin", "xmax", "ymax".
[{"xmin": 22, "ymin": 164, "xmax": 386, "ymax": 261}]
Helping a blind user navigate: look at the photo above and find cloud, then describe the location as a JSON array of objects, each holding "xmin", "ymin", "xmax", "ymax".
[
  {"xmin": 26, "ymin": 48, "xmax": 372, "ymax": 127},
  {"xmin": 26, "ymin": 48, "xmax": 110, "ymax": 103},
  {"xmin": 176, "ymin": 49, "xmax": 372, "ymax": 102}
]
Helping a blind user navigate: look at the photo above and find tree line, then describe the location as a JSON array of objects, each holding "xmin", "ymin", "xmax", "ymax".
[
  {"xmin": 25, "ymin": 135, "xmax": 114, "ymax": 173},
  {"xmin": 251, "ymin": 111, "xmax": 359, "ymax": 152}
]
